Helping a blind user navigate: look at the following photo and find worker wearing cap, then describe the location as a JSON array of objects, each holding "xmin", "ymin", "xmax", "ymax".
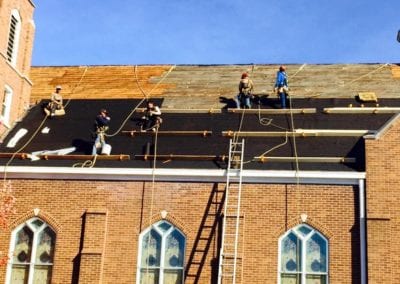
[
  {"xmin": 47, "ymin": 85, "xmax": 63, "ymax": 116},
  {"xmin": 92, "ymin": 109, "xmax": 111, "ymax": 155},
  {"xmin": 141, "ymin": 101, "xmax": 162, "ymax": 132},
  {"xmin": 236, "ymin": 72, "xmax": 254, "ymax": 109},
  {"xmin": 274, "ymin": 66, "xmax": 289, "ymax": 109}
]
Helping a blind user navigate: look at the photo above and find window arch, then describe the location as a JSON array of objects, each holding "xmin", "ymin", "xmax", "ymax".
[
  {"xmin": 137, "ymin": 220, "xmax": 186, "ymax": 284},
  {"xmin": 278, "ymin": 224, "xmax": 328, "ymax": 284},
  {"xmin": 5, "ymin": 218, "xmax": 56, "ymax": 284},
  {"xmin": 6, "ymin": 9, "xmax": 22, "ymax": 66}
]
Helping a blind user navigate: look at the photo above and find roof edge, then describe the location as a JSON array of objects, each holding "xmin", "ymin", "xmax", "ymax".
[
  {"xmin": 0, "ymin": 167, "xmax": 365, "ymax": 185},
  {"xmin": 364, "ymin": 113, "xmax": 400, "ymax": 140}
]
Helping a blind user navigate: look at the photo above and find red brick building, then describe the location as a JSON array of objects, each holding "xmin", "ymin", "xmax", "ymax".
[{"xmin": 1, "ymin": 1, "xmax": 400, "ymax": 284}]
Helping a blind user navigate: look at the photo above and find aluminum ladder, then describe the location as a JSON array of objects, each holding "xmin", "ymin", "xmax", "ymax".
[{"xmin": 217, "ymin": 138, "xmax": 245, "ymax": 284}]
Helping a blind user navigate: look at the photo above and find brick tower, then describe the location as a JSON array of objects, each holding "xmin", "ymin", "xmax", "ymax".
[{"xmin": 0, "ymin": 0, "xmax": 35, "ymax": 135}]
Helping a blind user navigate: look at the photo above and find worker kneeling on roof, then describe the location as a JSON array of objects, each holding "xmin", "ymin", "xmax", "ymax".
[
  {"xmin": 141, "ymin": 101, "xmax": 162, "ymax": 132},
  {"xmin": 92, "ymin": 109, "xmax": 111, "ymax": 155},
  {"xmin": 236, "ymin": 72, "xmax": 254, "ymax": 109},
  {"xmin": 45, "ymin": 85, "xmax": 65, "ymax": 117},
  {"xmin": 274, "ymin": 66, "xmax": 289, "ymax": 109}
]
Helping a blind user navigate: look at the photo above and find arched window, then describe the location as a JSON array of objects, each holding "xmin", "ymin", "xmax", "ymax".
[
  {"xmin": 137, "ymin": 221, "xmax": 185, "ymax": 284},
  {"xmin": 7, "ymin": 9, "xmax": 22, "ymax": 66},
  {"xmin": 2, "ymin": 85, "xmax": 13, "ymax": 127},
  {"xmin": 6, "ymin": 218, "xmax": 56, "ymax": 284},
  {"xmin": 278, "ymin": 224, "xmax": 328, "ymax": 283}
]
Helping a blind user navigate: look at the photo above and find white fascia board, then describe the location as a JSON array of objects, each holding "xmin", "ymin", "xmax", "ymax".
[{"xmin": 0, "ymin": 166, "xmax": 365, "ymax": 185}]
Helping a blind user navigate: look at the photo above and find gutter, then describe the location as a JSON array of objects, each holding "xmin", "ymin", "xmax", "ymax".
[
  {"xmin": 359, "ymin": 179, "xmax": 367, "ymax": 284},
  {"xmin": 0, "ymin": 166, "xmax": 365, "ymax": 185}
]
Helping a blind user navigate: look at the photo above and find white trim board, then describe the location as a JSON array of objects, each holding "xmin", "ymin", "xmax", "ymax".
[{"xmin": 0, "ymin": 167, "xmax": 365, "ymax": 185}]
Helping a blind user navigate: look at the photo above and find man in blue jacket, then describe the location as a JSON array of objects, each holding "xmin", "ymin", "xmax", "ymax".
[
  {"xmin": 274, "ymin": 66, "xmax": 289, "ymax": 108},
  {"xmin": 92, "ymin": 109, "xmax": 111, "ymax": 155}
]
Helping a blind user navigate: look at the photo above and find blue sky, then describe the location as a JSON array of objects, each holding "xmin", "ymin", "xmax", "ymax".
[{"xmin": 32, "ymin": 0, "xmax": 400, "ymax": 66}]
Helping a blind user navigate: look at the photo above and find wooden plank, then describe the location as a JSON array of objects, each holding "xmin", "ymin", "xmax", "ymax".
[
  {"xmin": 222, "ymin": 129, "xmax": 373, "ymax": 137},
  {"xmin": 136, "ymin": 154, "xmax": 356, "ymax": 163},
  {"xmin": 0, "ymin": 153, "xmax": 29, "ymax": 159},
  {"xmin": 135, "ymin": 108, "xmax": 221, "ymax": 114},
  {"xmin": 323, "ymin": 107, "xmax": 400, "ymax": 114},
  {"xmin": 134, "ymin": 154, "xmax": 228, "ymax": 161},
  {"xmin": 38, "ymin": 154, "xmax": 130, "ymax": 161},
  {"xmin": 254, "ymin": 156, "xmax": 356, "ymax": 163},
  {"xmin": 0, "ymin": 153, "xmax": 130, "ymax": 161},
  {"xmin": 122, "ymin": 130, "xmax": 212, "ymax": 137},
  {"xmin": 227, "ymin": 108, "xmax": 316, "ymax": 114}
]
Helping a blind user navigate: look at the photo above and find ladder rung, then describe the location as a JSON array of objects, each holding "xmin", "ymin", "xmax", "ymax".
[
  {"xmin": 222, "ymin": 253, "xmax": 236, "ymax": 257},
  {"xmin": 223, "ymin": 254, "xmax": 243, "ymax": 259}
]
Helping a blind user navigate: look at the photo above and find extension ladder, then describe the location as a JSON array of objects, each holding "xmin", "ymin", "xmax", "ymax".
[{"xmin": 217, "ymin": 138, "xmax": 245, "ymax": 284}]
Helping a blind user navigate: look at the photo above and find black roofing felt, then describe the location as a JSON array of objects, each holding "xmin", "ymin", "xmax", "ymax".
[{"xmin": 0, "ymin": 98, "xmax": 396, "ymax": 171}]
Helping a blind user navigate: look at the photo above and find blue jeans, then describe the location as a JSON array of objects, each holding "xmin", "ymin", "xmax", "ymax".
[
  {"xmin": 279, "ymin": 92, "xmax": 287, "ymax": 109},
  {"xmin": 92, "ymin": 133, "xmax": 105, "ymax": 155},
  {"xmin": 236, "ymin": 94, "xmax": 251, "ymax": 109}
]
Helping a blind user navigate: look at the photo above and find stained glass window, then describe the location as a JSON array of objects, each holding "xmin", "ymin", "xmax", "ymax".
[
  {"xmin": 6, "ymin": 218, "xmax": 56, "ymax": 284},
  {"xmin": 279, "ymin": 224, "xmax": 328, "ymax": 284},
  {"xmin": 138, "ymin": 221, "xmax": 185, "ymax": 284}
]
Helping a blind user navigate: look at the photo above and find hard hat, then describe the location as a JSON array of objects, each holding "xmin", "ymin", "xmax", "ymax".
[
  {"xmin": 55, "ymin": 85, "xmax": 62, "ymax": 90},
  {"xmin": 279, "ymin": 66, "xmax": 286, "ymax": 71}
]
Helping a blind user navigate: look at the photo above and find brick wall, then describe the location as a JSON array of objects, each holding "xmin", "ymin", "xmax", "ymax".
[
  {"xmin": 0, "ymin": 179, "xmax": 359, "ymax": 283},
  {"xmin": 365, "ymin": 117, "xmax": 400, "ymax": 283},
  {"xmin": 0, "ymin": 0, "xmax": 34, "ymax": 136}
]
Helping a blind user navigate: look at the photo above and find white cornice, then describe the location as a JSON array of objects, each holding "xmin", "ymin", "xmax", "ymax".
[{"xmin": 0, "ymin": 167, "xmax": 365, "ymax": 185}]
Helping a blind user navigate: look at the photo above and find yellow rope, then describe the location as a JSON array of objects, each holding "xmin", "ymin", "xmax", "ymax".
[
  {"xmin": 134, "ymin": 65, "xmax": 149, "ymax": 100},
  {"xmin": 72, "ymin": 154, "xmax": 98, "ymax": 168},
  {"xmin": 3, "ymin": 66, "xmax": 89, "ymax": 180},
  {"xmin": 308, "ymin": 63, "xmax": 390, "ymax": 98},
  {"xmin": 145, "ymin": 123, "xmax": 159, "ymax": 282},
  {"xmin": 63, "ymin": 66, "xmax": 88, "ymax": 108},
  {"xmin": 287, "ymin": 65, "xmax": 306, "ymax": 217},
  {"xmin": 105, "ymin": 65, "xmax": 176, "ymax": 138},
  {"xmin": 136, "ymin": 65, "xmax": 177, "ymax": 282}
]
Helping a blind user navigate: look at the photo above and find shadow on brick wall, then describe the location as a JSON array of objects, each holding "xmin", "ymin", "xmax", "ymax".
[
  {"xmin": 185, "ymin": 183, "xmax": 225, "ymax": 283},
  {"xmin": 71, "ymin": 213, "xmax": 86, "ymax": 284}
]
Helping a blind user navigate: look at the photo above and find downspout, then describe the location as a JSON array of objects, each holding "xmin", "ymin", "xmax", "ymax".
[{"xmin": 359, "ymin": 178, "xmax": 367, "ymax": 284}]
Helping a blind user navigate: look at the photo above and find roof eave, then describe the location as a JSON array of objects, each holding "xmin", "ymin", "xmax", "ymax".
[{"xmin": 0, "ymin": 167, "xmax": 365, "ymax": 185}]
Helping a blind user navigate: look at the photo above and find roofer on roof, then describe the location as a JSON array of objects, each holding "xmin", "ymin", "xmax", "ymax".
[
  {"xmin": 92, "ymin": 109, "xmax": 111, "ymax": 155},
  {"xmin": 141, "ymin": 101, "xmax": 162, "ymax": 132},
  {"xmin": 236, "ymin": 72, "xmax": 254, "ymax": 109},
  {"xmin": 274, "ymin": 66, "xmax": 289, "ymax": 109},
  {"xmin": 46, "ymin": 85, "xmax": 63, "ymax": 116}
]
